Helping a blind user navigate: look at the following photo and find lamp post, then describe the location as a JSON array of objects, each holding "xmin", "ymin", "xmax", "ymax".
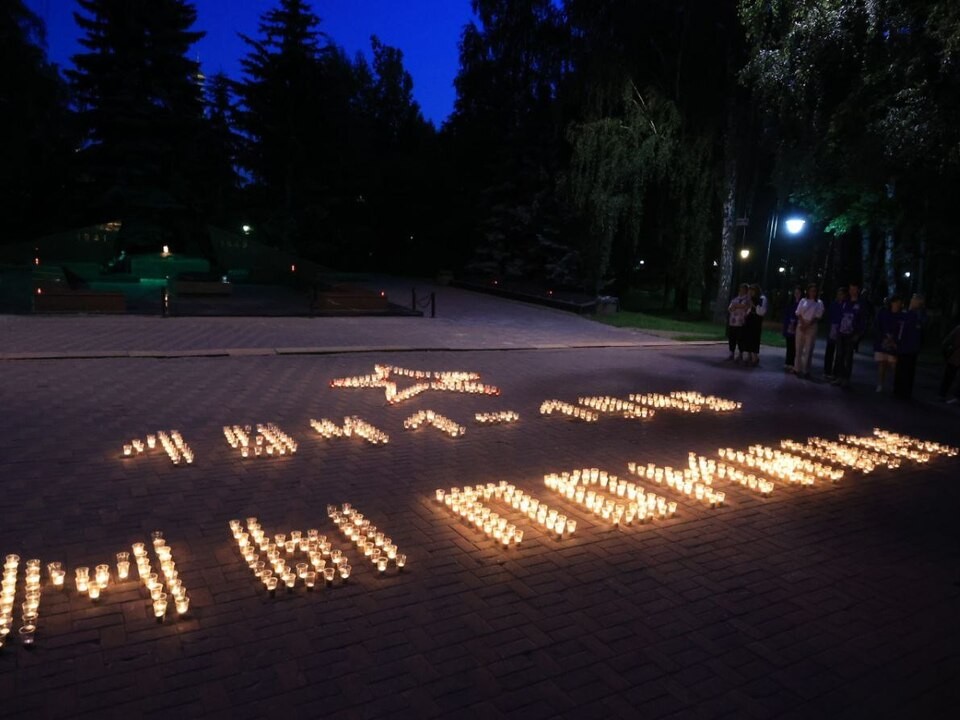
[{"xmin": 763, "ymin": 215, "xmax": 805, "ymax": 289}]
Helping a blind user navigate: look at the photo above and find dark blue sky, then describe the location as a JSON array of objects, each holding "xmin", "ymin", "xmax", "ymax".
[{"xmin": 25, "ymin": 0, "xmax": 475, "ymax": 126}]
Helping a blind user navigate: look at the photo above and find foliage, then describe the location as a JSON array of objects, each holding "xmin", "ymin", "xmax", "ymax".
[
  {"xmin": 740, "ymin": 0, "xmax": 960, "ymax": 304},
  {"xmin": 0, "ymin": 1, "xmax": 73, "ymax": 240}
]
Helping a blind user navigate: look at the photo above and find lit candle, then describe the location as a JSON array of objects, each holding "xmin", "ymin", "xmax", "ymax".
[{"xmin": 75, "ymin": 567, "xmax": 90, "ymax": 594}]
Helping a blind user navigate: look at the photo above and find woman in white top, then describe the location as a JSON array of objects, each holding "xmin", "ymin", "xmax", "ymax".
[{"xmin": 794, "ymin": 283, "xmax": 824, "ymax": 378}]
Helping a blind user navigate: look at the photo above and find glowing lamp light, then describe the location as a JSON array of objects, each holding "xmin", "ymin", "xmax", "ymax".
[
  {"xmin": 785, "ymin": 218, "xmax": 806, "ymax": 235},
  {"xmin": 242, "ymin": 224, "xmax": 252, "ymax": 234},
  {"xmin": 778, "ymin": 266, "xmax": 786, "ymax": 274},
  {"xmin": 161, "ymin": 245, "xmax": 171, "ymax": 256},
  {"xmin": 739, "ymin": 249, "xmax": 750, "ymax": 260}
]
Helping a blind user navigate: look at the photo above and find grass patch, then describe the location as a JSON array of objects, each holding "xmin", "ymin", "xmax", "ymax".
[{"xmin": 594, "ymin": 310, "xmax": 786, "ymax": 347}]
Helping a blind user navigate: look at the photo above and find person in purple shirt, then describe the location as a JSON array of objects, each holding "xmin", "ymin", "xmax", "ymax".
[
  {"xmin": 893, "ymin": 294, "xmax": 925, "ymax": 399},
  {"xmin": 782, "ymin": 286, "xmax": 802, "ymax": 372},
  {"xmin": 823, "ymin": 286, "xmax": 847, "ymax": 378},
  {"xmin": 833, "ymin": 283, "xmax": 867, "ymax": 388}
]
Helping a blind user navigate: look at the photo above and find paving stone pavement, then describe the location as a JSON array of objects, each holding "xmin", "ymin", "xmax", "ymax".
[
  {"xmin": 0, "ymin": 281, "xmax": 657, "ymax": 357},
  {"xmin": 1, "ymin": 305, "xmax": 959, "ymax": 719}
]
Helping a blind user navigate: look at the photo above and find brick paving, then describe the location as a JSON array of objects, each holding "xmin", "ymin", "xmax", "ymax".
[{"xmin": 1, "ymin": 296, "xmax": 958, "ymax": 718}]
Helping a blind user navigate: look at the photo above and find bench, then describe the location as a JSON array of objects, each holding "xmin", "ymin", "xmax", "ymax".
[
  {"xmin": 34, "ymin": 290, "xmax": 126, "ymax": 313},
  {"xmin": 171, "ymin": 279, "xmax": 233, "ymax": 296}
]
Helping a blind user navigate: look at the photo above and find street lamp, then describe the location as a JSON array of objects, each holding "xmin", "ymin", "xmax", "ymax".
[
  {"xmin": 785, "ymin": 218, "xmax": 806, "ymax": 235},
  {"xmin": 763, "ymin": 214, "xmax": 806, "ymax": 289},
  {"xmin": 740, "ymin": 248, "xmax": 751, "ymax": 260}
]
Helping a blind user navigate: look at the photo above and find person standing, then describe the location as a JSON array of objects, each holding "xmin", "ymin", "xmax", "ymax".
[
  {"xmin": 794, "ymin": 283, "xmax": 824, "ymax": 379},
  {"xmin": 782, "ymin": 287, "xmax": 802, "ymax": 372},
  {"xmin": 824, "ymin": 287, "xmax": 847, "ymax": 378},
  {"xmin": 743, "ymin": 284, "xmax": 767, "ymax": 367},
  {"xmin": 873, "ymin": 295, "xmax": 902, "ymax": 393},
  {"xmin": 726, "ymin": 284, "xmax": 751, "ymax": 362},
  {"xmin": 893, "ymin": 294, "xmax": 925, "ymax": 399},
  {"xmin": 834, "ymin": 283, "xmax": 866, "ymax": 388},
  {"xmin": 939, "ymin": 321, "xmax": 960, "ymax": 403}
]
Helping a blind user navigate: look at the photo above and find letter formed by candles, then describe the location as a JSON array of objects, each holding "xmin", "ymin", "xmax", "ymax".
[
  {"xmin": 329, "ymin": 504, "xmax": 405, "ymax": 575},
  {"xmin": 121, "ymin": 429, "xmax": 193, "ymax": 465}
]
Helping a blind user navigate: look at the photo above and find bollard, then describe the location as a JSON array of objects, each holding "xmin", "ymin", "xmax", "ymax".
[
  {"xmin": 161, "ymin": 286, "xmax": 169, "ymax": 317},
  {"xmin": 430, "ymin": 291, "xmax": 435, "ymax": 318}
]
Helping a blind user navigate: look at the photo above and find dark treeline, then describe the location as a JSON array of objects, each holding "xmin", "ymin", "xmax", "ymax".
[{"xmin": 3, "ymin": 0, "xmax": 960, "ymax": 317}]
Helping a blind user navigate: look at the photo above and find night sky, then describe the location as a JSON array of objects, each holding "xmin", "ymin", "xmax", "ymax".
[{"xmin": 25, "ymin": 0, "xmax": 475, "ymax": 126}]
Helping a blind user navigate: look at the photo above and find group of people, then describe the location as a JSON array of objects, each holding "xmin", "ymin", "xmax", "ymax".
[
  {"xmin": 725, "ymin": 283, "xmax": 767, "ymax": 366},
  {"xmin": 728, "ymin": 280, "xmax": 940, "ymax": 400}
]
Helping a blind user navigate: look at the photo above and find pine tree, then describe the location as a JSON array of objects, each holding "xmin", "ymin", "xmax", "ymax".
[
  {"xmin": 69, "ymin": 0, "xmax": 204, "ymax": 220},
  {"xmin": 237, "ymin": 0, "xmax": 329, "ymax": 251},
  {"xmin": 447, "ymin": 0, "xmax": 568, "ymax": 279},
  {"xmin": 194, "ymin": 71, "xmax": 240, "ymax": 226}
]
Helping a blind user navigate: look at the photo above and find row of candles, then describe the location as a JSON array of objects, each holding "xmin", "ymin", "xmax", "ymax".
[
  {"xmin": 344, "ymin": 415, "xmax": 390, "ymax": 445},
  {"xmin": 403, "ymin": 410, "xmax": 466, "ymax": 438},
  {"xmin": 311, "ymin": 417, "xmax": 394, "ymax": 445},
  {"xmin": 310, "ymin": 418, "xmax": 343, "ymax": 439},
  {"xmin": 231, "ymin": 518, "xmax": 355, "ymax": 591},
  {"xmin": 627, "ymin": 393, "xmax": 733, "ymax": 414},
  {"xmin": 1, "ymin": 555, "xmax": 37, "ymax": 648},
  {"xmin": 717, "ymin": 448, "xmax": 831, "ymax": 487},
  {"xmin": 475, "ymin": 411, "xmax": 519, "ymax": 425},
  {"xmin": 224, "ymin": 423, "xmax": 298, "ymax": 459},
  {"xmin": 871, "ymin": 428, "xmax": 957, "ymax": 457},
  {"xmin": 436, "ymin": 488, "xmax": 526, "ymax": 546},
  {"xmin": 539, "ymin": 400, "xmax": 600, "ymax": 422},
  {"xmin": 136, "ymin": 533, "xmax": 191, "ymax": 619},
  {"xmin": 668, "ymin": 391, "xmax": 742, "ymax": 413},
  {"xmin": 329, "ymin": 504, "xmax": 407, "ymax": 573},
  {"xmin": 576, "ymin": 396, "xmax": 654, "ymax": 420},
  {"xmin": 374, "ymin": 365, "xmax": 481, "ymax": 383},
  {"xmin": 546, "ymin": 469, "xmax": 679, "ymax": 523},
  {"xmin": 122, "ymin": 430, "xmax": 194, "ymax": 465},
  {"xmin": 624, "ymin": 462, "xmax": 727, "ymax": 507},
  {"xmin": 780, "ymin": 438, "xmax": 898, "ymax": 473},
  {"xmin": 468, "ymin": 482, "xmax": 576, "ymax": 538},
  {"xmin": 679, "ymin": 454, "xmax": 777, "ymax": 496}
]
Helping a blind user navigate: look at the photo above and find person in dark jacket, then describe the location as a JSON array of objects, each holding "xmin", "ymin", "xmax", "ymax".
[
  {"xmin": 873, "ymin": 295, "xmax": 901, "ymax": 393},
  {"xmin": 782, "ymin": 286, "xmax": 802, "ymax": 372},
  {"xmin": 824, "ymin": 287, "xmax": 847, "ymax": 379},
  {"xmin": 743, "ymin": 284, "xmax": 767, "ymax": 367},
  {"xmin": 834, "ymin": 283, "xmax": 867, "ymax": 389},
  {"xmin": 893, "ymin": 294, "xmax": 925, "ymax": 399},
  {"xmin": 939, "ymin": 321, "xmax": 960, "ymax": 403}
]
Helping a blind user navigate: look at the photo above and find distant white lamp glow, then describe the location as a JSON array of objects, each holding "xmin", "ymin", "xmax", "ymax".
[
  {"xmin": 903, "ymin": 271, "xmax": 911, "ymax": 278},
  {"xmin": 778, "ymin": 266, "xmax": 786, "ymax": 274},
  {"xmin": 740, "ymin": 249, "xmax": 751, "ymax": 260},
  {"xmin": 785, "ymin": 218, "xmax": 806, "ymax": 235},
  {"xmin": 242, "ymin": 224, "xmax": 252, "ymax": 235}
]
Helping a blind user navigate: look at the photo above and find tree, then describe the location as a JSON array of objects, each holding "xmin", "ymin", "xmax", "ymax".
[
  {"xmin": 0, "ymin": 1, "xmax": 73, "ymax": 240},
  {"xmin": 740, "ymin": 0, "xmax": 960, "ymax": 308},
  {"xmin": 446, "ymin": 0, "xmax": 568, "ymax": 279},
  {"xmin": 237, "ymin": 0, "xmax": 365, "ymax": 258},
  {"xmin": 194, "ymin": 72, "xmax": 241, "ymax": 226},
  {"xmin": 565, "ymin": 0, "xmax": 739, "ymax": 311},
  {"xmin": 69, "ymin": 0, "xmax": 205, "ymax": 226},
  {"xmin": 360, "ymin": 36, "xmax": 435, "ymax": 271}
]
